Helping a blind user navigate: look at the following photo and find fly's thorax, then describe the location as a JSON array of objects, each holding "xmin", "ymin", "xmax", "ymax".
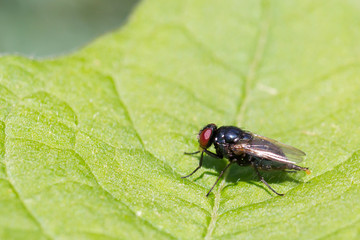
[
  {"xmin": 214, "ymin": 126, "xmax": 249, "ymax": 144},
  {"xmin": 213, "ymin": 126, "xmax": 252, "ymax": 160},
  {"xmin": 214, "ymin": 126, "xmax": 251, "ymax": 147},
  {"xmin": 214, "ymin": 142, "xmax": 229, "ymax": 159}
]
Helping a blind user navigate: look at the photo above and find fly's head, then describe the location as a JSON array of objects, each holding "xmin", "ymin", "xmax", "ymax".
[{"xmin": 197, "ymin": 123, "xmax": 217, "ymax": 149}]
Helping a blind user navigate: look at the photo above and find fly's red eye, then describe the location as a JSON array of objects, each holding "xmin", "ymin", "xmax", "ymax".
[{"xmin": 199, "ymin": 128, "xmax": 213, "ymax": 148}]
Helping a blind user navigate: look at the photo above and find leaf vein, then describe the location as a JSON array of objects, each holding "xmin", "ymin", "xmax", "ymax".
[
  {"xmin": 3, "ymin": 135, "xmax": 53, "ymax": 239},
  {"xmin": 206, "ymin": 1, "xmax": 272, "ymax": 239}
]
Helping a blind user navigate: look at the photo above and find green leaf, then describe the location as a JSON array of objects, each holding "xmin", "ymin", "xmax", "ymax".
[{"xmin": 1, "ymin": 0, "xmax": 360, "ymax": 239}]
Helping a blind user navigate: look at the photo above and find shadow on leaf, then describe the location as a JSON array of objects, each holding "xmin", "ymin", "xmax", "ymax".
[{"xmin": 185, "ymin": 153, "xmax": 306, "ymax": 195}]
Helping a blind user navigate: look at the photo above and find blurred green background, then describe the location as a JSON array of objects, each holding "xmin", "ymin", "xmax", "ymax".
[{"xmin": 0, "ymin": 0, "xmax": 139, "ymax": 58}]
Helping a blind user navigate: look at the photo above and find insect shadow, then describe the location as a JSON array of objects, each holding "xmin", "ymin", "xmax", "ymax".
[{"xmin": 189, "ymin": 154, "xmax": 304, "ymax": 195}]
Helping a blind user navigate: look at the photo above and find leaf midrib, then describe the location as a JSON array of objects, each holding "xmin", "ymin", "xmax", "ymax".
[{"xmin": 205, "ymin": 0, "xmax": 271, "ymax": 239}]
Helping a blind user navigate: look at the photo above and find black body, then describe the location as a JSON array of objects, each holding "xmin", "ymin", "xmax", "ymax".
[
  {"xmin": 213, "ymin": 126, "xmax": 304, "ymax": 171},
  {"xmin": 183, "ymin": 124, "xmax": 309, "ymax": 197},
  {"xmin": 213, "ymin": 126, "xmax": 252, "ymax": 163}
]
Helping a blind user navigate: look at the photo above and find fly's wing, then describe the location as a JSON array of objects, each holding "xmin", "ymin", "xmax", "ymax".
[{"xmin": 231, "ymin": 134, "xmax": 306, "ymax": 164}]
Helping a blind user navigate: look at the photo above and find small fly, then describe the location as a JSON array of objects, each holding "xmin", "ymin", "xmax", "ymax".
[{"xmin": 182, "ymin": 123, "xmax": 310, "ymax": 197}]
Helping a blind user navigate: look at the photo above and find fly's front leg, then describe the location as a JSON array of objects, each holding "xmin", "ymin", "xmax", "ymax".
[
  {"xmin": 184, "ymin": 151, "xmax": 200, "ymax": 155},
  {"xmin": 182, "ymin": 151, "xmax": 204, "ymax": 178},
  {"xmin": 203, "ymin": 149, "xmax": 222, "ymax": 159},
  {"xmin": 182, "ymin": 149, "xmax": 223, "ymax": 179}
]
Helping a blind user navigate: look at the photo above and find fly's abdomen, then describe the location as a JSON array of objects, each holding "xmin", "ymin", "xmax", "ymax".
[
  {"xmin": 252, "ymin": 158, "xmax": 308, "ymax": 172},
  {"xmin": 252, "ymin": 158, "xmax": 284, "ymax": 171}
]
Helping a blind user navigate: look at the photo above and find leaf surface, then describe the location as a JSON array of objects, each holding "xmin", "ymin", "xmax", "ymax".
[{"xmin": 1, "ymin": 0, "xmax": 360, "ymax": 239}]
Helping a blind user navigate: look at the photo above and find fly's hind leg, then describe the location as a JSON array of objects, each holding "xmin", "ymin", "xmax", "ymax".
[{"xmin": 252, "ymin": 162, "xmax": 284, "ymax": 196}]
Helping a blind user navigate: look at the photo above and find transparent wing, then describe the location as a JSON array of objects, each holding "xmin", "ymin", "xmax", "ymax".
[{"xmin": 231, "ymin": 134, "xmax": 306, "ymax": 164}]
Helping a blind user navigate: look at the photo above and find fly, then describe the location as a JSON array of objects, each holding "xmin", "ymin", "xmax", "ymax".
[{"xmin": 182, "ymin": 123, "xmax": 310, "ymax": 197}]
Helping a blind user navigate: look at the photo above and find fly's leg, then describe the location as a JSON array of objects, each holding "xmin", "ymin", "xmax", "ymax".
[
  {"xmin": 182, "ymin": 149, "xmax": 223, "ymax": 179},
  {"xmin": 206, "ymin": 161, "xmax": 233, "ymax": 197},
  {"xmin": 182, "ymin": 151, "xmax": 204, "ymax": 178},
  {"xmin": 184, "ymin": 151, "xmax": 200, "ymax": 155},
  {"xmin": 203, "ymin": 149, "xmax": 222, "ymax": 159},
  {"xmin": 252, "ymin": 163, "xmax": 284, "ymax": 196}
]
